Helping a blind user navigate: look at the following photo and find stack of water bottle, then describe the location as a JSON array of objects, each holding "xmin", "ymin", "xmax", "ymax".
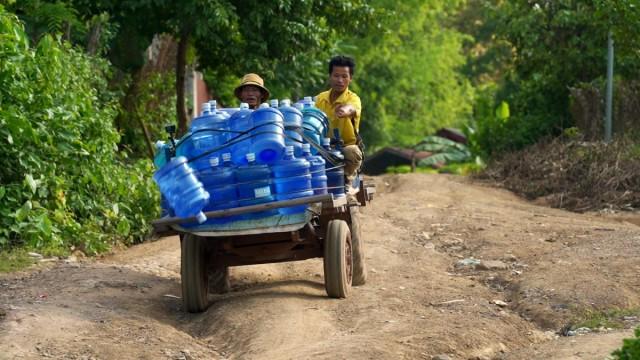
[{"xmin": 153, "ymin": 97, "xmax": 347, "ymax": 225}]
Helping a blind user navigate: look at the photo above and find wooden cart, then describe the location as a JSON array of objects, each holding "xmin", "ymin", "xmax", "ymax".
[{"xmin": 151, "ymin": 178, "xmax": 375, "ymax": 313}]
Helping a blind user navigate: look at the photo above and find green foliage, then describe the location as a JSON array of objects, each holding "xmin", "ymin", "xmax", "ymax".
[
  {"xmin": 385, "ymin": 161, "xmax": 483, "ymax": 176},
  {"xmin": 0, "ymin": 249, "xmax": 37, "ymax": 273},
  {"xmin": 573, "ymin": 307, "xmax": 640, "ymax": 330},
  {"xmin": 414, "ymin": 135, "xmax": 472, "ymax": 167},
  {"xmin": 613, "ymin": 328, "xmax": 640, "ymax": 360},
  {"xmin": 119, "ymin": 71, "xmax": 177, "ymax": 156},
  {"xmin": 386, "ymin": 165, "xmax": 415, "ymax": 174},
  {"xmin": 344, "ymin": 0, "xmax": 475, "ymax": 151},
  {"xmin": 463, "ymin": 0, "xmax": 640, "ymax": 156},
  {"xmin": 0, "ymin": 8, "xmax": 158, "ymax": 254}
]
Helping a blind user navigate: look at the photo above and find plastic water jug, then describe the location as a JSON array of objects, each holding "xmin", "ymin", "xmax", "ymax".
[
  {"xmin": 197, "ymin": 157, "xmax": 238, "ymax": 224},
  {"xmin": 219, "ymin": 107, "xmax": 240, "ymax": 117},
  {"xmin": 301, "ymin": 143, "xmax": 328, "ymax": 195},
  {"xmin": 271, "ymin": 146, "xmax": 313, "ymax": 215},
  {"xmin": 249, "ymin": 106, "xmax": 286, "ymax": 164},
  {"xmin": 153, "ymin": 141, "xmax": 170, "ymax": 169},
  {"xmin": 302, "ymin": 107, "xmax": 329, "ymax": 154},
  {"xmin": 153, "ymin": 156, "xmax": 209, "ymax": 223},
  {"xmin": 279, "ymin": 99, "xmax": 304, "ymax": 157},
  {"xmin": 322, "ymin": 138, "xmax": 345, "ymax": 198},
  {"xmin": 180, "ymin": 102, "xmax": 231, "ymax": 171},
  {"xmin": 228, "ymin": 103, "xmax": 253, "ymax": 165},
  {"xmin": 235, "ymin": 153, "xmax": 278, "ymax": 219}
]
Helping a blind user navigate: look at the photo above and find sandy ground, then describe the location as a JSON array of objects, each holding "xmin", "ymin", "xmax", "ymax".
[{"xmin": 1, "ymin": 173, "xmax": 639, "ymax": 360}]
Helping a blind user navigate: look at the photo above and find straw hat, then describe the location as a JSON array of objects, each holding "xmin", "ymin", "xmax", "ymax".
[{"xmin": 234, "ymin": 73, "xmax": 270, "ymax": 101}]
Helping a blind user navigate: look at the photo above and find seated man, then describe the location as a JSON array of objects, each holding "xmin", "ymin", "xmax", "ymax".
[
  {"xmin": 234, "ymin": 73, "xmax": 270, "ymax": 109},
  {"xmin": 315, "ymin": 55, "xmax": 363, "ymax": 185}
]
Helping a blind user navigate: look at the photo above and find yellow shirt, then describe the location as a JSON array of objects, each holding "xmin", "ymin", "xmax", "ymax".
[{"xmin": 315, "ymin": 88, "xmax": 362, "ymax": 146}]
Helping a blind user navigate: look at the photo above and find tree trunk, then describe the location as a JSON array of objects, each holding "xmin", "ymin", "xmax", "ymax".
[
  {"xmin": 86, "ymin": 21, "xmax": 102, "ymax": 56},
  {"xmin": 136, "ymin": 111, "xmax": 155, "ymax": 159},
  {"xmin": 176, "ymin": 29, "xmax": 191, "ymax": 137}
]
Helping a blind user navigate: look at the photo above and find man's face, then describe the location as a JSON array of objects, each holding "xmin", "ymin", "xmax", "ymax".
[
  {"xmin": 240, "ymin": 85, "xmax": 263, "ymax": 108},
  {"xmin": 329, "ymin": 66, "xmax": 352, "ymax": 93}
]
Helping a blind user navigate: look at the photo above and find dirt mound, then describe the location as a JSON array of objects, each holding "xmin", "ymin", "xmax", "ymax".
[{"xmin": 478, "ymin": 137, "xmax": 640, "ymax": 212}]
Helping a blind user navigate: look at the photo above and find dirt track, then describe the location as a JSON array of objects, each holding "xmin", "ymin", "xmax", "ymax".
[{"xmin": 2, "ymin": 173, "xmax": 639, "ymax": 359}]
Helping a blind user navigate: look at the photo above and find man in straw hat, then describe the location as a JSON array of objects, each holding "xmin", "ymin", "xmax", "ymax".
[{"xmin": 234, "ymin": 73, "xmax": 270, "ymax": 109}]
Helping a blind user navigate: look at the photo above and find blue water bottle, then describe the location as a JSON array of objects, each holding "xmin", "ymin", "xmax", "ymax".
[
  {"xmin": 229, "ymin": 103, "xmax": 253, "ymax": 165},
  {"xmin": 271, "ymin": 146, "xmax": 314, "ymax": 215},
  {"xmin": 301, "ymin": 143, "xmax": 328, "ymax": 195},
  {"xmin": 235, "ymin": 153, "xmax": 278, "ymax": 219},
  {"xmin": 153, "ymin": 141, "xmax": 169, "ymax": 169},
  {"xmin": 188, "ymin": 102, "xmax": 231, "ymax": 171},
  {"xmin": 302, "ymin": 106, "xmax": 329, "ymax": 154},
  {"xmin": 279, "ymin": 99, "xmax": 304, "ymax": 157},
  {"xmin": 198, "ymin": 156, "xmax": 238, "ymax": 224},
  {"xmin": 153, "ymin": 156, "xmax": 209, "ymax": 223},
  {"xmin": 321, "ymin": 138, "xmax": 345, "ymax": 198},
  {"xmin": 249, "ymin": 104, "xmax": 286, "ymax": 164}
]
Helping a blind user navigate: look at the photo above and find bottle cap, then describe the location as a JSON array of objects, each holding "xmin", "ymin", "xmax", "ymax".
[
  {"xmin": 201, "ymin": 102, "xmax": 211, "ymax": 115},
  {"xmin": 222, "ymin": 153, "xmax": 231, "ymax": 162},
  {"xmin": 322, "ymin": 138, "xmax": 331, "ymax": 146},
  {"xmin": 240, "ymin": 102, "xmax": 249, "ymax": 109},
  {"xmin": 259, "ymin": 103, "xmax": 269, "ymax": 109},
  {"xmin": 270, "ymin": 99, "xmax": 279, "ymax": 108},
  {"xmin": 302, "ymin": 143, "xmax": 311, "ymax": 152},
  {"xmin": 285, "ymin": 146, "xmax": 294, "ymax": 156},
  {"xmin": 208, "ymin": 100, "xmax": 217, "ymax": 110},
  {"xmin": 209, "ymin": 157, "xmax": 220, "ymax": 167},
  {"xmin": 195, "ymin": 211, "xmax": 207, "ymax": 224},
  {"xmin": 280, "ymin": 99, "xmax": 291, "ymax": 107},
  {"xmin": 246, "ymin": 153, "xmax": 256, "ymax": 162},
  {"xmin": 294, "ymin": 103, "xmax": 303, "ymax": 110}
]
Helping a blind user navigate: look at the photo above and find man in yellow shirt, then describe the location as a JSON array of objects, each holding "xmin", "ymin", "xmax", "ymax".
[{"xmin": 315, "ymin": 55, "xmax": 363, "ymax": 183}]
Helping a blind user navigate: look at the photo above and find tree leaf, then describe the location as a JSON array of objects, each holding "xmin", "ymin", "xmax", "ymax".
[
  {"xmin": 36, "ymin": 214, "xmax": 52, "ymax": 237},
  {"xmin": 116, "ymin": 218, "xmax": 130, "ymax": 237},
  {"xmin": 25, "ymin": 174, "xmax": 37, "ymax": 194}
]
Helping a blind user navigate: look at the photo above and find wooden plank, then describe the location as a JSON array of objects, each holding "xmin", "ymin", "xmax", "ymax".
[{"xmin": 152, "ymin": 193, "xmax": 335, "ymax": 228}]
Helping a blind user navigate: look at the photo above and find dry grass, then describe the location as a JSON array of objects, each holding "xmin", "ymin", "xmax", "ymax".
[{"xmin": 477, "ymin": 137, "xmax": 640, "ymax": 212}]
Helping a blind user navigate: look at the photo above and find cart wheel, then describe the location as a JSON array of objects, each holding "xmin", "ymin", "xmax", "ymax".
[
  {"xmin": 324, "ymin": 220, "xmax": 352, "ymax": 298},
  {"xmin": 181, "ymin": 234, "xmax": 209, "ymax": 313},
  {"xmin": 208, "ymin": 262, "xmax": 230, "ymax": 294},
  {"xmin": 350, "ymin": 207, "xmax": 367, "ymax": 286}
]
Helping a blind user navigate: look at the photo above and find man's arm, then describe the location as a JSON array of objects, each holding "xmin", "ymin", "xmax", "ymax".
[{"xmin": 335, "ymin": 104, "xmax": 356, "ymax": 118}]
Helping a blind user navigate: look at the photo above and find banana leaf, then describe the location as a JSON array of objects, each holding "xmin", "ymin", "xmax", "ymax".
[
  {"xmin": 414, "ymin": 135, "xmax": 469, "ymax": 153},
  {"xmin": 418, "ymin": 149, "xmax": 471, "ymax": 167}
]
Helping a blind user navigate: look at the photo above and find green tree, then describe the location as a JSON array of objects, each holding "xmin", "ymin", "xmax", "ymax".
[
  {"xmin": 0, "ymin": 6, "xmax": 158, "ymax": 254},
  {"xmin": 343, "ymin": 0, "xmax": 474, "ymax": 150},
  {"xmin": 463, "ymin": 0, "xmax": 640, "ymax": 155}
]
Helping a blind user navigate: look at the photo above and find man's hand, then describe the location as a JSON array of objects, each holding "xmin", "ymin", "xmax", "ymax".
[{"xmin": 334, "ymin": 104, "xmax": 355, "ymax": 118}]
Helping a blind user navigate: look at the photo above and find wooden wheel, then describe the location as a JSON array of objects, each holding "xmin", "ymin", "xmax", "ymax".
[
  {"xmin": 323, "ymin": 220, "xmax": 352, "ymax": 298},
  {"xmin": 181, "ymin": 234, "xmax": 209, "ymax": 312},
  {"xmin": 350, "ymin": 207, "xmax": 367, "ymax": 286}
]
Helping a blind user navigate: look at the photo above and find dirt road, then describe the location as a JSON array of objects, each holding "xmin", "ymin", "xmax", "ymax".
[{"xmin": 2, "ymin": 174, "xmax": 639, "ymax": 359}]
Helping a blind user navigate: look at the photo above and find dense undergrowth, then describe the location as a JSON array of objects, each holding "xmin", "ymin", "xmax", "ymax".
[
  {"xmin": 477, "ymin": 134, "xmax": 640, "ymax": 212},
  {"xmin": 0, "ymin": 8, "xmax": 158, "ymax": 256}
]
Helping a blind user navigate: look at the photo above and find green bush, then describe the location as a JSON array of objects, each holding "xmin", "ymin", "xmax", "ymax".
[
  {"xmin": 0, "ymin": 7, "xmax": 159, "ymax": 255},
  {"xmin": 612, "ymin": 328, "xmax": 640, "ymax": 360}
]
